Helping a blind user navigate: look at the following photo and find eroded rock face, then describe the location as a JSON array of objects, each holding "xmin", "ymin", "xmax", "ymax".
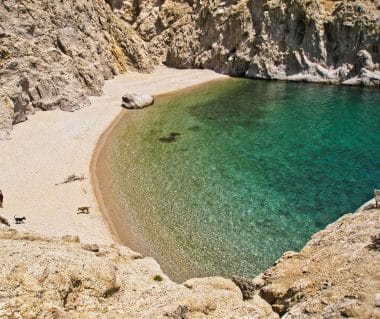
[
  {"xmin": 0, "ymin": 0, "xmax": 154, "ymax": 139},
  {"xmin": 254, "ymin": 208, "xmax": 380, "ymax": 318},
  {"xmin": 0, "ymin": 207, "xmax": 378, "ymax": 318},
  {"xmin": 122, "ymin": 0, "xmax": 380, "ymax": 85},
  {"xmin": 0, "ymin": 225, "xmax": 277, "ymax": 319},
  {"xmin": 1, "ymin": 0, "xmax": 379, "ymax": 139}
]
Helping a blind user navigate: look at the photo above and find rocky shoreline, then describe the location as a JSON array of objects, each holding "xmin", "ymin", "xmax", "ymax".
[
  {"xmin": 0, "ymin": 202, "xmax": 378, "ymax": 318},
  {"xmin": 1, "ymin": 0, "xmax": 379, "ymax": 139},
  {"xmin": 0, "ymin": 0, "xmax": 379, "ymax": 317}
]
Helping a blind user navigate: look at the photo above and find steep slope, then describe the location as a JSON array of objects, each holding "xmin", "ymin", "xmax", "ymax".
[
  {"xmin": 0, "ymin": 225, "xmax": 277, "ymax": 319},
  {"xmin": 0, "ymin": 0, "xmax": 154, "ymax": 139},
  {"xmin": 255, "ymin": 207, "xmax": 380, "ymax": 317},
  {"xmin": 0, "ymin": 206, "xmax": 378, "ymax": 318},
  {"xmin": 126, "ymin": 0, "xmax": 379, "ymax": 84}
]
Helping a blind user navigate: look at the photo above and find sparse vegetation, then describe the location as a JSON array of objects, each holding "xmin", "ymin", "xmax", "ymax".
[{"xmin": 153, "ymin": 274, "xmax": 163, "ymax": 282}]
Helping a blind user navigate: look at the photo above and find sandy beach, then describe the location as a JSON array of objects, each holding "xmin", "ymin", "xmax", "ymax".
[{"xmin": 0, "ymin": 66, "xmax": 227, "ymax": 244}]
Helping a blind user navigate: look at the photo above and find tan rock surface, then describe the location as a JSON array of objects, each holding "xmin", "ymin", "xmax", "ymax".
[
  {"xmin": 124, "ymin": 0, "xmax": 379, "ymax": 85},
  {"xmin": 0, "ymin": 0, "xmax": 153, "ymax": 137},
  {"xmin": 0, "ymin": 225, "xmax": 277, "ymax": 319},
  {"xmin": 0, "ymin": 1, "xmax": 379, "ymax": 317},
  {"xmin": 0, "ymin": 206, "xmax": 378, "ymax": 318},
  {"xmin": 0, "ymin": 89, "xmax": 13, "ymax": 140},
  {"xmin": 1, "ymin": 0, "xmax": 379, "ymax": 137},
  {"xmin": 254, "ymin": 207, "xmax": 380, "ymax": 318}
]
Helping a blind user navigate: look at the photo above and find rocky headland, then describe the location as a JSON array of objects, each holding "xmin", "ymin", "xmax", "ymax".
[
  {"xmin": 1, "ymin": 0, "xmax": 379, "ymax": 138},
  {"xmin": 0, "ymin": 205, "xmax": 379, "ymax": 318}
]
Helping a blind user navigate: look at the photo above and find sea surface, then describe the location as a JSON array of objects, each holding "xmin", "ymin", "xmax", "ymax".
[{"xmin": 111, "ymin": 78, "xmax": 380, "ymax": 282}]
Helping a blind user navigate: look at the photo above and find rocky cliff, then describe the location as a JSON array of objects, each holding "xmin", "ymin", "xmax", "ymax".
[
  {"xmin": 252, "ymin": 206, "xmax": 380, "ymax": 318},
  {"xmin": 0, "ymin": 0, "xmax": 154, "ymax": 139},
  {"xmin": 126, "ymin": 0, "xmax": 380, "ymax": 84},
  {"xmin": 0, "ymin": 206, "xmax": 379, "ymax": 318},
  {"xmin": 1, "ymin": 0, "xmax": 379, "ymax": 139}
]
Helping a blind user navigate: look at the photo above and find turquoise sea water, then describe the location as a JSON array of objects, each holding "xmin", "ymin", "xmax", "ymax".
[{"xmin": 111, "ymin": 79, "xmax": 380, "ymax": 282}]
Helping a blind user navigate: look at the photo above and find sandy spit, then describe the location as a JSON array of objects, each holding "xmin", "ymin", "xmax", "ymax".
[{"xmin": 0, "ymin": 66, "xmax": 228, "ymax": 244}]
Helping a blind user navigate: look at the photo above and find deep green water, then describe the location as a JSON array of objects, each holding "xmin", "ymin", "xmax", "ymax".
[{"xmin": 111, "ymin": 78, "xmax": 380, "ymax": 282}]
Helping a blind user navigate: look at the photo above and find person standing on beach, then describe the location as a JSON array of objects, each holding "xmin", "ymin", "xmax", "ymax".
[{"xmin": 0, "ymin": 190, "xmax": 3, "ymax": 208}]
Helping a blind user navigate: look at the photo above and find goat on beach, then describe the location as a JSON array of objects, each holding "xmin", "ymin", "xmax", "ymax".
[{"xmin": 14, "ymin": 215, "xmax": 26, "ymax": 224}]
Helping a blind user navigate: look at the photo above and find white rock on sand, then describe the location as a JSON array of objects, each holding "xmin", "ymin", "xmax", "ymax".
[
  {"xmin": 121, "ymin": 93, "xmax": 154, "ymax": 109},
  {"xmin": 0, "ymin": 66, "xmax": 227, "ymax": 244}
]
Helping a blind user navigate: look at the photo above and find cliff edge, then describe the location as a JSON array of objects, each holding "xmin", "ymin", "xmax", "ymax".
[{"xmin": 0, "ymin": 207, "xmax": 379, "ymax": 318}]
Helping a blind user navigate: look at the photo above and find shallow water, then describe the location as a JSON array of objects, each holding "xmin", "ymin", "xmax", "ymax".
[{"xmin": 111, "ymin": 79, "xmax": 380, "ymax": 282}]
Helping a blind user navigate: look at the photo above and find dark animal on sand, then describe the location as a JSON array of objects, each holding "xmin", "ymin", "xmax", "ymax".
[
  {"xmin": 77, "ymin": 206, "xmax": 90, "ymax": 214},
  {"xmin": 0, "ymin": 215, "xmax": 10, "ymax": 226},
  {"xmin": 0, "ymin": 189, "xmax": 3, "ymax": 208},
  {"xmin": 14, "ymin": 215, "xmax": 26, "ymax": 224}
]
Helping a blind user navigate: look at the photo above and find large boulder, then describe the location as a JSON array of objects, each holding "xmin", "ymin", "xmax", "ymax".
[{"xmin": 121, "ymin": 93, "xmax": 154, "ymax": 109}]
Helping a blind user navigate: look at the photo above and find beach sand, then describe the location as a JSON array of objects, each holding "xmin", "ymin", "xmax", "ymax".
[{"xmin": 0, "ymin": 66, "xmax": 227, "ymax": 244}]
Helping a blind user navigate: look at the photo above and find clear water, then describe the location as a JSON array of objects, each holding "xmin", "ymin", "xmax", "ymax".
[{"xmin": 111, "ymin": 78, "xmax": 380, "ymax": 282}]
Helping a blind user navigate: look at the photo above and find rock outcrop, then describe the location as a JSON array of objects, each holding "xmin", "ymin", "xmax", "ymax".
[
  {"xmin": 0, "ymin": 224, "xmax": 277, "ymax": 319},
  {"xmin": 0, "ymin": 0, "xmax": 154, "ymax": 139},
  {"xmin": 124, "ymin": 0, "xmax": 379, "ymax": 86},
  {"xmin": 0, "ymin": 207, "xmax": 379, "ymax": 318},
  {"xmin": 0, "ymin": 89, "xmax": 13, "ymax": 140},
  {"xmin": 249, "ymin": 207, "xmax": 380, "ymax": 318},
  {"xmin": 0, "ymin": 214, "xmax": 10, "ymax": 226}
]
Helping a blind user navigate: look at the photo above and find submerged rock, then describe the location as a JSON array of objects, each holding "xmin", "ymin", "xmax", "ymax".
[
  {"xmin": 188, "ymin": 125, "xmax": 201, "ymax": 132},
  {"xmin": 159, "ymin": 132, "xmax": 181, "ymax": 143},
  {"xmin": 121, "ymin": 93, "xmax": 154, "ymax": 109}
]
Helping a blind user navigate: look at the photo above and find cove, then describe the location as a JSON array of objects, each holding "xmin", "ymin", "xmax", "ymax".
[{"xmin": 108, "ymin": 78, "xmax": 380, "ymax": 282}]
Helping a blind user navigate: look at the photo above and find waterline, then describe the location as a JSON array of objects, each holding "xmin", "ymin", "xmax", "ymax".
[{"xmin": 110, "ymin": 78, "xmax": 380, "ymax": 282}]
